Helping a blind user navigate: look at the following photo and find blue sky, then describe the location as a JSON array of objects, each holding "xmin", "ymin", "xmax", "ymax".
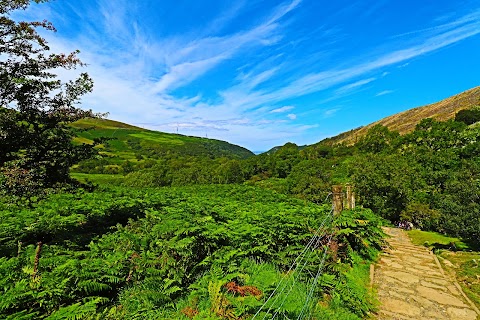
[{"xmin": 16, "ymin": 0, "xmax": 480, "ymax": 151}]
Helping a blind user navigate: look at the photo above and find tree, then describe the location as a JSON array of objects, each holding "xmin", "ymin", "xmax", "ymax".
[
  {"xmin": 356, "ymin": 124, "xmax": 400, "ymax": 154},
  {"xmin": 455, "ymin": 107, "xmax": 480, "ymax": 125},
  {"xmin": 0, "ymin": 0, "xmax": 98, "ymax": 195}
]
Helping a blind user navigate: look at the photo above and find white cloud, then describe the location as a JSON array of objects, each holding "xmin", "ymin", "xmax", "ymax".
[
  {"xmin": 287, "ymin": 113, "xmax": 297, "ymax": 120},
  {"xmin": 270, "ymin": 105, "xmax": 294, "ymax": 113},
  {"xmin": 12, "ymin": 2, "xmax": 480, "ymax": 150},
  {"xmin": 324, "ymin": 108, "xmax": 340, "ymax": 117},
  {"xmin": 376, "ymin": 90, "xmax": 394, "ymax": 97},
  {"xmin": 335, "ymin": 77, "xmax": 376, "ymax": 95}
]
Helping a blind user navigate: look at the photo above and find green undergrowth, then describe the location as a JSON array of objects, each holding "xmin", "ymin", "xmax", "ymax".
[{"xmin": 0, "ymin": 185, "xmax": 385, "ymax": 319}]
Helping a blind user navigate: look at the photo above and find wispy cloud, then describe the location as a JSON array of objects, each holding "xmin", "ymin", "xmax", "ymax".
[
  {"xmin": 270, "ymin": 105, "xmax": 294, "ymax": 113},
  {"xmin": 324, "ymin": 108, "xmax": 340, "ymax": 117},
  {"xmin": 12, "ymin": 1, "xmax": 480, "ymax": 150},
  {"xmin": 148, "ymin": 0, "xmax": 302, "ymax": 94},
  {"xmin": 376, "ymin": 90, "xmax": 394, "ymax": 97},
  {"xmin": 335, "ymin": 77, "xmax": 376, "ymax": 95}
]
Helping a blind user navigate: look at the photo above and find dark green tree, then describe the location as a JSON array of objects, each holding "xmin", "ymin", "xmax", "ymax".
[
  {"xmin": 455, "ymin": 107, "xmax": 480, "ymax": 125},
  {"xmin": 0, "ymin": 0, "xmax": 98, "ymax": 195}
]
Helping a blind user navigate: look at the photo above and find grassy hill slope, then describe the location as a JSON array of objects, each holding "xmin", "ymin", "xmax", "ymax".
[
  {"xmin": 328, "ymin": 86, "xmax": 480, "ymax": 145},
  {"xmin": 71, "ymin": 118, "xmax": 254, "ymax": 161}
]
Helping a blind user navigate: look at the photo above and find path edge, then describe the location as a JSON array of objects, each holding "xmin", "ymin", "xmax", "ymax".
[{"xmin": 432, "ymin": 252, "xmax": 480, "ymax": 316}]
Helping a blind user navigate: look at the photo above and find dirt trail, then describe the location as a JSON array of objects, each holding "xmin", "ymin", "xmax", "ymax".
[{"xmin": 373, "ymin": 227, "xmax": 479, "ymax": 320}]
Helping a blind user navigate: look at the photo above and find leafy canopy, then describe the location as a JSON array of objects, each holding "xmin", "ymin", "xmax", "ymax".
[{"xmin": 0, "ymin": 0, "xmax": 97, "ymax": 195}]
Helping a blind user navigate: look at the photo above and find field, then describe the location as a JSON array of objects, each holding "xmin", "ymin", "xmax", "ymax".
[{"xmin": 71, "ymin": 118, "xmax": 254, "ymax": 162}]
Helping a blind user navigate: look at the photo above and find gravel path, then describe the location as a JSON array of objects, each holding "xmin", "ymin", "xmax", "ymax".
[{"xmin": 373, "ymin": 227, "xmax": 479, "ymax": 320}]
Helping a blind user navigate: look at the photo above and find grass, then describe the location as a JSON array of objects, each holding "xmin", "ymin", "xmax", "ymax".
[
  {"xmin": 439, "ymin": 251, "xmax": 480, "ymax": 309},
  {"xmin": 129, "ymin": 132, "xmax": 186, "ymax": 145},
  {"xmin": 407, "ymin": 229, "xmax": 470, "ymax": 251},
  {"xmin": 71, "ymin": 173, "xmax": 125, "ymax": 185},
  {"xmin": 333, "ymin": 86, "xmax": 480, "ymax": 145},
  {"xmin": 407, "ymin": 229, "xmax": 480, "ymax": 310},
  {"xmin": 70, "ymin": 118, "xmax": 254, "ymax": 161}
]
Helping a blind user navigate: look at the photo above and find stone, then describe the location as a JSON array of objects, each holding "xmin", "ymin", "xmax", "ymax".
[
  {"xmin": 380, "ymin": 258, "xmax": 405, "ymax": 269},
  {"xmin": 447, "ymin": 285, "xmax": 461, "ymax": 296},
  {"xmin": 424, "ymin": 277, "xmax": 448, "ymax": 285},
  {"xmin": 424, "ymin": 309, "xmax": 449, "ymax": 319},
  {"xmin": 381, "ymin": 298, "xmax": 422, "ymax": 317},
  {"xmin": 396, "ymin": 287, "xmax": 415, "ymax": 295},
  {"xmin": 420, "ymin": 280, "xmax": 447, "ymax": 291},
  {"xmin": 378, "ymin": 310, "xmax": 412, "ymax": 320},
  {"xmin": 446, "ymin": 307, "xmax": 478, "ymax": 320},
  {"xmin": 412, "ymin": 264, "xmax": 437, "ymax": 272},
  {"xmin": 383, "ymin": 270, "xmax": 420, "ymax": 284},
  {"xmin": 416, "ymin": 286, "xmax": 468, "ymax": 307},
  {"xmin": 442, "ymin": 259, "xmax": 455, "ymax": 268},
  {"xmin": 411, "ymin": 295, "xmax": 434, "ymax": 307},
  {"xmin": 389, "ymin": 290, "xmax": 407, "ymax": 300}
]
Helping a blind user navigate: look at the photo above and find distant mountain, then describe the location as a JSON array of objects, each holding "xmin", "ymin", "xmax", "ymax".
[
  {"xmin": 71, "ymin": 118, "xmax": 254, "ymax": 160},
  {"xmin": 323, "ymin": 86, "xmax": 480, "ymax": 145}
]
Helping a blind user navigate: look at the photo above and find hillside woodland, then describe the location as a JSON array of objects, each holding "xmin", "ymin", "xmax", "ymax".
[{"xmin": 101, "ymin": 110, "xmax": 480, "ymax": 246}]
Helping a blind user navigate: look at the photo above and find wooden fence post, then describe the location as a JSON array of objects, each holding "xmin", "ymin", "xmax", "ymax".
[
  {"xmin": 346, "ymin": 184, "xmax": 355, "ymax": 210},
  {"xmin": 332, "ymin": 185, "xmax": 343, "ymax": 216}
]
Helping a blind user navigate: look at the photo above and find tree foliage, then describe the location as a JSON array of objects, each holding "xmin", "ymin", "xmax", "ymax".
[
  {"xmin": 455, "ymin": 107, "xmax": 480, "ymax": 125},
  {"xmin": 0, "ymin": 0, "xmax": 97, "ymax": 195}
]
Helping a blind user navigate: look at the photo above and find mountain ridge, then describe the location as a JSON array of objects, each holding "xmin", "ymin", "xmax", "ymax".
[{"xmin": 323, "ymin": 85, "xmax": 480, "ymax": 145}]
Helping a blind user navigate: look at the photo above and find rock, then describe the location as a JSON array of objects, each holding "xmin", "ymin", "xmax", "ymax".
[
  {"xmin": 389, "ymin": 290, "xmax": 407, "ymax": 300},
  {"xmin": 383, "ymin": 270, "xmax": 420, "ymax": 284},
  {"xmin": 447, "ymin": 284, "xmax": 461, "ymax": 296},
  {"xmin": 424, "ymin": 309, "xmax": 449, "ymax": 319},
  {"xmin": 416, "ymin": 286, "xmax": 468, "ymax": 307},
  {"xmin": 411, "ymin": 295, "xmax": 434, "ymax": 307},
  {"xmin": 424, "ymin": 277, "xmax": 448, "ymax": 285},
  {"xmin": 396, "ymin": 287, "xmax": 415, "ymax": 295},
  {"xmin": 442, "ymin": 259, "xmax": 455, "ymax": 268},
  {"xmin": 381, "ymin": 298, "xmax": 422, "ymax": 317},
  {"xmin": 446, "ymin": 307, "xmax": 478, "ymax": 320},
  {"xmin": 420, "ymin": 280, "xmax": 447, "ymax": 291}
]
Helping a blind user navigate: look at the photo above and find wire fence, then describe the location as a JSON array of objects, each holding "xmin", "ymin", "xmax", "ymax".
[{"xmin": 252, "ymin": 194, "xmax": 336, "ymax": 319}]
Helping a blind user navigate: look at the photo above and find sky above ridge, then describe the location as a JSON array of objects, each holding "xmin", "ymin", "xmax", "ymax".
[{"xmin": 15, "ymin": 0, "xmax": 480, "ymax": 151}]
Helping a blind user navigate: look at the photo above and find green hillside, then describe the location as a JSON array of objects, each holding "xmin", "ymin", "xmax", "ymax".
[{"xmin": 71, "ymin": 118, "xmax": 254, "ymax": 162}]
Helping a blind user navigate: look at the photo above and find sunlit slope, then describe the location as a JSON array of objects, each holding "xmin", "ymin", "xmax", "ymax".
[
  {"xmin": 71, "ymin": 118, "xmax": 254, "ymax": 159},
  {"xmin": 330, "ymin": 86, "xmax": 480, "ymax": 145}
]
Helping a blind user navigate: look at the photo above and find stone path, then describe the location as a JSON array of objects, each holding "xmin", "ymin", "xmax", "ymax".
[{"xmin": 373, "ymin": 227, "xmax": 479, "ymax": 320}]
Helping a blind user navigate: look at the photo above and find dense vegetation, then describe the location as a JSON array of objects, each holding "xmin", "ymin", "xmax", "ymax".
[
  {"xmin": 0, "ymin": 185, "xmax": 385, "ymax": 319},
  {"xmin": 71, "ymin": 118, "xmax": 254, "ymax": 176},
  {"xmin": 333, "ymin": 85, "xmax": 480, "ymax": 144},
  {"xmin": 109, "ymin": 112, "xmax": 480, "ymax": 245}
]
